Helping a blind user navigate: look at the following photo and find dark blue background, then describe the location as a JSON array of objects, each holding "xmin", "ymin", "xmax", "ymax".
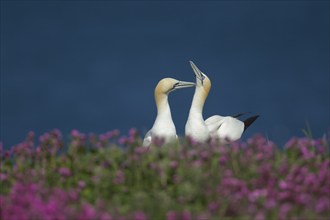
[{"xmin": 1, "ymin": 1, "xmax": 329, "ymax": 148}]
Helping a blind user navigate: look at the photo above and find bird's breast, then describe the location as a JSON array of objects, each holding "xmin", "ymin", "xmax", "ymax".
[{"xmin": 152, "ymin": 118, "xmax": 176, "ymax": 144}]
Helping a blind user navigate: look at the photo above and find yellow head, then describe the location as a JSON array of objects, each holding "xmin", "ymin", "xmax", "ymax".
[
  {"xmin": 189, "ymin": 61, "xmax": 211, "ymax": 98},
  {"xmin": 154, "ymin": 78, "xmax": 195, "ymax": 105}
]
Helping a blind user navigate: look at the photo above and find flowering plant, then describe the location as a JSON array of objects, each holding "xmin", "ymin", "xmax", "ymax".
[{"xmin": 1, "ymin": 129, "xmax": 329, "ymax": 220}]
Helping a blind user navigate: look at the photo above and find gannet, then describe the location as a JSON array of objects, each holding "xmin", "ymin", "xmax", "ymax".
[
  {"xmin": 143, "ymin": 78, "xmax": 195, "ymax": 147},
  {"xmin": 185, "ymin": 61, "xmax": 259, "ymax": 143}
]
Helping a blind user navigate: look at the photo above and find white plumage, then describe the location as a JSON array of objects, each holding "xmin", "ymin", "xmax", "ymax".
[
  {"xmin": 185, "ymin": 61, "xmax": 259, "ymax": 143},
  {"xmin": 143, "ymin": 78, "xmax": 195, "ymax": 147}
]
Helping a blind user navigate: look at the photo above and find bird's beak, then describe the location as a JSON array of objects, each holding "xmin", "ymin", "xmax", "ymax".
[
  {"xmin": 174, "ymin": 81, "xmax": 195, "ymax": 89},
  {"xmin": 189, "ymin": 61, "xmax": 204, "ymax": 83}
]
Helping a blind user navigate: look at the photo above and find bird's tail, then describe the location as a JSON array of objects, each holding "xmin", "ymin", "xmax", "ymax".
[{"xmin": 243, "ymin": 115, "xmax": 259, "ymax": 131}]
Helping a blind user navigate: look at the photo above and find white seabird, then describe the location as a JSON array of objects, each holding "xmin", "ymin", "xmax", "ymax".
[
  {"xmin": 185, "ymin": 61, "xmax": 259, "ymax": 143},
  {"xmin": 143, "ymin": 78, "xmax": 195, "ymax": 147}
]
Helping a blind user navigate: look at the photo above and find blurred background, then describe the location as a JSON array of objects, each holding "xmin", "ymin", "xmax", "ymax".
[{"xmin": 1, "ymin": 1, "xmax": 329, "ymax": 148}]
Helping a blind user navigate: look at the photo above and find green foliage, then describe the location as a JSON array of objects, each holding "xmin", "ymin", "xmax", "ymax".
[{"xmin": 1, "ymin": 130, "xmax": 329, "ymax": 220}]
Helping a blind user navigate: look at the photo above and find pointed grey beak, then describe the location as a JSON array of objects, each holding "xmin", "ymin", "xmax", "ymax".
[
  {"xmin": 189, "ymin": 61, "xmax": 204, "ymax": 82},
  {"xmin": 174, "ymin": 81, "xmax": 195, "ymax": 89}
]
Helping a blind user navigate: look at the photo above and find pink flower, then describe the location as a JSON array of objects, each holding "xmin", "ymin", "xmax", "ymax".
[
  {"xmin": 255, "ymin": 212, "xmax": 265, "ymax": 220},
  {"xmin": 279, "ymin": 180, "xmax": 288, "ymax": 190},
  {"xmin": 265, "ymin": 198, "xmax": 277, "ymax": 209},
  {"xmin": 68, "ymin": 190, "xmax": 78, "ymax": 201},
  {"xmin": 278, "ymin": 191, "xmax": 291, "ymax": 201},
  {"xmin": 51, "ymin": 129, "xmax": 62, "ymax": 139},
  {"xmin": 134, "ymin": 147, "xmax": 146, "ymax": 155},
  {"xmin": 79, "ymin": 204, "xmax": 97, "ymax": 220},
  {"xmin": 71, "ymin": 129, "xmax": 80, "ymax": 138},
  {"xmin": 113, "ymin": 170, "xmax": 125, "ymax": 184},
  {"xmin": 192, "ymin": 160, "xmax": 203, "ymax": 168},
  {"xmin": 295, "ymin": 193, "xmax": 310, "ymax": 205},
  {"xmin": 152, "ymin": 137, "xmax": 165, "ymax": 146},
  {"xmin": 200, "ymin": 150, "xmax": 210, "ymax": 160},
  {"xmin": 0, "ymin": 173, "xmax": 7, "ymax": 181},
  {"xmin": 300, "ymin": 145, "xmax": 315, "ymax": 160},
  {"xmin": 196, "ymin": 213, "xmax": 209, "ymax": 220},
  {"xmin": 78, "ymin": 181, "xmax": 86, "ymax": 189},
  {"xmin": 279, "ymin": 203, "xmax": 291, "ymax": 220},
  {"xmin": 133, "ymin": 211, "xmax": 147, "ymax": 220},
  {"xmin": 304, "ymin": 173, "xmax": 316, "ymax": 186},
  {"xmin": 255, "ymin": 152, "xmax": 264, "ymax": 160},
  {"xmin": 110, "ymin": 129, "xmax": 120, "ymax": 137},
  {"xmin": 208, "ymin": 202, "xmax": 219, "ymax": 212},
  {"xmin": 185, "ymin": 136, "xmax": 199, "ymax": 145},
  {"xmin": 285, "ymin": 137, "xmax": 298, "ymax": 149},
  {"xmin": 169, "ymin": 161, "xmax": 178, "ymax": 169},
  {"xmin": 247, "ymin": 204, "xmax": 257, "ymax": 215},
  {"xmin": 99, "ymin": 134, "xmax": 108, "ymax": 142},
  {"xmin": 100, "ymin": 213, "xmax": 113, "ymax": 220},
  {"xmin": 39, "ymin": 133, "xmax": 50, "ymax": 143},
  {"xmin": 129, "ymin": 128, "xmax": 138, "ymax": 137},
  {"xmin": 181, "ymin": 210, "xmax": 191, "ymax": 220},
  {"xmin": 219, "ymin": 155, "xmax": 228, "ymax": 166},
  {"xmin": 58, "ymin": 167, "xmax": 71, "ymax": 177},
  {"xmin": 315, "ymin": 197, "xmax": 330, "ymax": 213},
  {"xmin": 248, "ymin": 189, "xmax": 267, "ymax": 202},
  {"xmin": 35, "ymin": 146, "xmax": 41, "ymax": 154},
  {"xmin": 166, "ymin": 211, "xmax": 177, "ymax": 220},
  {"xmin": 118, "ymin": 137, "xmax": 128, "ymax": 145}
]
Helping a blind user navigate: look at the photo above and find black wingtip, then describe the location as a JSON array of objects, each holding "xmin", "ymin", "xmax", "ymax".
[
  {"xmin": 232, "ymin": 112, "xmax": 251, "ymax": 118},
  {"xmin": 243, "ymin": 115, "xmax": 259, "ymax": 131}
]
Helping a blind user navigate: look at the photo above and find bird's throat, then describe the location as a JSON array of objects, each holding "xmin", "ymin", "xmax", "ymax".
[
  {"xmin": 189, "ymin": 88, "xmax": 207, "ymax": 115},
  {"xmin": 155, "ymin": 94, "xmax": 171, "ymax": 116}
]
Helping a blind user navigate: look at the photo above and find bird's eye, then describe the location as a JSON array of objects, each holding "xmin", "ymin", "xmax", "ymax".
[{"xmin": 171, "ymin": 82, "xmax": 179, "ymax": 90}]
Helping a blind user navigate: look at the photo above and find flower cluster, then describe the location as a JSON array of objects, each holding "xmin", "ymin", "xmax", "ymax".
[{"xmin": 0, "ymin": 130, "xmax": 329, "ymax": 220}]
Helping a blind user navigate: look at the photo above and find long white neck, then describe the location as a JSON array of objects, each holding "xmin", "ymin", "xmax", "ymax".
[
  {"xmin": 188, "ymin": 86, "xmax": 207, "ymax": 119},
  {"xmin": 185, "ymin": 84, "xmax": 210, "ymax": 142},
  {"xmin": 155, "ymin": 95, "xmax": 172, "ymax": 119},
  {"xmin": 153, "ymin": 93, "xmax": 174, "ymax": 132}
]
